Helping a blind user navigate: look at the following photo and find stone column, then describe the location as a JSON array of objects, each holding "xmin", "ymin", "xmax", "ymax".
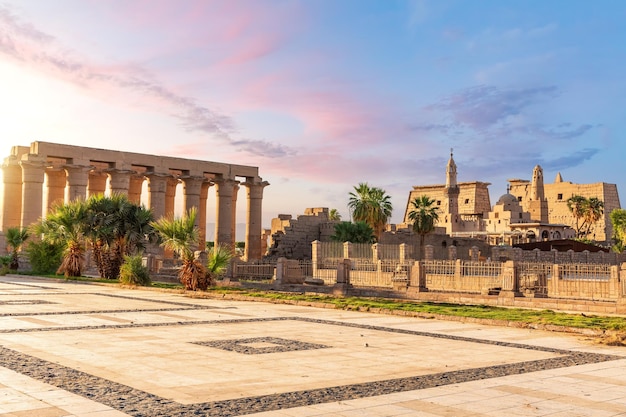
[
  {"xmin": 165, "ymin": 177, "xmax": 178, "ymax": 219},
  {"xmin": 44, "ymin": 168, "xmax": 67, "ymax": 212},
  {"xmin": 106, "ymin": 169, "xmax": 133, "ymax": 196},
  {"xmin": 214, "ymin": 177, "xmax": 239, "ymax": 249},
  {"xmin": 199, "ymin": 182, "xmax": 213, "ymax": 251},
  {"xmin": 181, "ymin": 175, "xmax": 205, "ymax": 218},
  {"xmin": 88, "ymin": 171, "xmax": 108, "ymax": 198},
  {"xmin": 128, "ymin": 174, "xmax": 145, "ymax": 205},
  {"xmin": 145, "ymin": 173, "xmax": 171, "ymax": 221},
  {"xmin": 20, "ymin": 158, "xmax": 46, "ymax": 228},
  {"xmin": 1, "ymin": 159, "xmax": 23, "ymax": 230},
  {"xmin": 64, "ymin": 165, "xmax": 91, "ymax": 201},
  {"xmin": 241, "ymin": 178, "xmax": 268, "ymax": 260},
  {"xmin": 231, "ymin": 183, "xmax": 240, "ymax": 247}
]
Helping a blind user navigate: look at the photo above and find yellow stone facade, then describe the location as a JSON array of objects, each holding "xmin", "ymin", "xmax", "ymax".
[
  {"xmin": 403, "ymin": 153, "xmax": 620, "ymax": 245},
  {"xmin": 509, "ymin": 174, "xmax": 621, "ymax": 243}
]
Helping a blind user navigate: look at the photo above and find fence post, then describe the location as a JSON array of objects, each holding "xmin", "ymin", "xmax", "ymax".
[
  {"xmin": 272, "ymin": 257, "xmax": 286, "ymax": 288},
  {"xmin": 609, "ymin": 265, "xmax": 620, "ymax": 299},
  {"xmin": 312, "ymin": 240, "xmax": 321, "ymax": 275},
  {"xmin": 333, "ymin": 259, "xmax": 351, "ymax": 296},
  {"xmin": 618, "ymin": 264, "xmax": 626, "ymax": 314},
  {"xmin": 499, "ymin": 260, "xmax": 520, "ymax": 298},
  {"xmin": 407, "ymin": 261, "xmax": 427, "ymax": 295},
  {"xmin": 343, "ymin": 242, "xmax": 352, "ymax": 259},
  {"xmin": 617, "ymin": 263, "xmax": 626, "ymax": 304},
  {"xmin": 548, "ymin": 264, "xmax": 561, "ymax": 297},
  {"xmin": 399, "ymin": 243, "xmax": 407, "ymax": 262},
  {"xmin": 372, "ymin": 243, "xmax": 380, "ymax": 262}
]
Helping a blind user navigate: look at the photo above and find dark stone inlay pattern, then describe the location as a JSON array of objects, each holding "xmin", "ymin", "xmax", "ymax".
[
  {"xmin": 0, "ymin": 315, "xmax": 622, "ymax": 416},
  {"xmin": 0, "ymin": 285, "xmax": 622, "ymax": 414},
  {"xmin": 194, "ymin": 337, "xmax": 330, "ymax": 354},
  {"xmin": 0, "ymin": 339, "xmax": 619, "ymax": 416},
  {"xmin": 0, "ymin": 292, "xmax": 222, "ymax": 317},
  {"xmin": 0, "ymin": 300, "xmax": 56, "ymax": 305}
]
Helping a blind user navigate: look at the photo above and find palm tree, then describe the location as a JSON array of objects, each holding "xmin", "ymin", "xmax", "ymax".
[
  {"xmin": 151, "ymin": 208, "xmax": 207, "ymax": 290},
  {"xmin": 329, "ymin": 209, "xmax": 342, "ymax": 221},
  {"xmin": 206, "ymin": 245, "xmax": 233, "ymax": 286},
  {"xmin": 581, "ymin": 197, "xmax": 604, "ymax": 240},
  {"xmin": 33, "ymin": 200, "xmax": 90, "ymax": 277},
  {"xmin": 5, "ymin": 227, "xmax": 29, "ymax": 270},
  {"xmin": 407, "ymin": 195, "xmax": 439, "ymax": 257},
  {"xmin": 566, "ymin": 195, "xmax": 587, "ymax": 238},
  {"xmin": 610, "ymin": 209, "xmax": 626, "ymax": 252},
  {"xmin": 85, "ymin": 194, "xmax": 157, "ymax": 279},
  {"xmin": 348, "ymin": 183, "xmax": 392, "ymax": 241},
  {"xmin": 330, "ymin": 221, "xmax": 375, "ymax": 243}
]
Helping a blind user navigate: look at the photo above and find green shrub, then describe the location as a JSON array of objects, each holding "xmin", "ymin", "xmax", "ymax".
[
  {"xmin": 0, "ymin": 255, "xmax": 10, "ymax": 276},
  {"xmin": 119, "ymin": 255, "xmax": 151, "ymax": 286},
  {"xmin": 26, "ymin": 241, "xmax": 64, "ymax": 275}
]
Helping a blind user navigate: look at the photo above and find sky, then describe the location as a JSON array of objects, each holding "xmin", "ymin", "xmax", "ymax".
[{"xmin": 0, "ymin": 0, "xmax": 624, "ymax": 231}]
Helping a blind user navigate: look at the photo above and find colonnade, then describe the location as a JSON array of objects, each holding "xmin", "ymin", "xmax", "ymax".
[{"xmin": 0, "ymin": 142, "xmax": 268, "ymax": 260}]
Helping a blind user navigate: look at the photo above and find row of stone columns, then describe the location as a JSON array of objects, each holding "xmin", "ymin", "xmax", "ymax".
[{"xmin": 1, "ymin": 158, "xmax": 268, "ymax": 260}]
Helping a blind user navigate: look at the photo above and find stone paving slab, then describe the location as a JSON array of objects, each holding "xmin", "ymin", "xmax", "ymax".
[{"xmin": 0, "ymin": 275, "xmax": 625, "ymax": 416}]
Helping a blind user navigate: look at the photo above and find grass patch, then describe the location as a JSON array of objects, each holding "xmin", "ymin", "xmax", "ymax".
[{"xmin": 203, "ymin": 288, "xmax": 626, "ymax": 334}]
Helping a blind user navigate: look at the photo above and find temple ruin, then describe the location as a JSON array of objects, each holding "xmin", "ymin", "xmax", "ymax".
[{"xmin": 0, "ymin": 141, "xmax": 268, "ymax": 260}]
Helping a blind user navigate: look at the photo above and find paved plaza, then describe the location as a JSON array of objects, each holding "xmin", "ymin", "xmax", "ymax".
[{"xmin": 0, "ymin": 276, "xmax": 625, "ymax": 416}]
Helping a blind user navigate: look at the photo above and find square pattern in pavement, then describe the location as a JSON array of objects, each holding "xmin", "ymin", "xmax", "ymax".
[{"xmin": 0, "ymin": 276, "xmax": 625, "ymax": 417}]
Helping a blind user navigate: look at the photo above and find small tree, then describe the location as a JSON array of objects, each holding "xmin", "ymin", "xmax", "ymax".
[
  {"xmin": 330, "ymin": 221, "xmax": 375, "ymax": 244},
  {"xmin": 610, "ymin": 209, "xmax": 626, "ymax": 252},
  {"xmin": 329, "ymin": 209, "xmax": 342, "ymax": 221},
  {"xmin": 26, "ymin": 240, "xmax": 64, "ymax": 275},
  {"xmin": 5, "ymin": 227, "xmax": 29, "ymax": 270},
  {"xmin": 119, "ymin": 254, "xmax": 151, "ymax": 286},
  {"xmin": 151, "ymin": 208, "xmax": 207, "ymax": 291},
  {"xmin": 206, "ymin": 245, "xmax": 233, "ymax": 286},
  {"xmin": 348, "ymin": 183, "xmax": 392, "ymax": 241},
  {"xmin": 33, "ymin": 200, "xmax": 89, "ymax": 277},
  {"xmin": 407, "ymin": 195, "xmax": 439, "ymax": 257}
]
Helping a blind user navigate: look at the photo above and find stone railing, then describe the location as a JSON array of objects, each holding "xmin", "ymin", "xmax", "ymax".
[{"xmin": 268, "ymin": 256, "xmax": 626, "ymax": 303}]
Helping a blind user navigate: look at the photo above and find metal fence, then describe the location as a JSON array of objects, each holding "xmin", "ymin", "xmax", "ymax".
[
  {"xmin": 234, "ymin": 262, "xmax": 276, "ymax": 282},
  {"xmin": 559, "ymin": 263, "xmax": 612, "ymax": 280}
]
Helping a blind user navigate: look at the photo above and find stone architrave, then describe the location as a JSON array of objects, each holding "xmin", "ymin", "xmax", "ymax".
[
  {"xmin": 20, "ymin": 158, "xmax": 46, "ymax": 228},
  {"xmin": 64, "ymin": 165, "xmax": 92, "ymax": 202},
  {"xmin": 242, "ymin": 178, "xmax": 268, "ymax": 260},
  {"xmin": 214, "ymin": 177, "xmax": 239, "ymax": 249}
]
